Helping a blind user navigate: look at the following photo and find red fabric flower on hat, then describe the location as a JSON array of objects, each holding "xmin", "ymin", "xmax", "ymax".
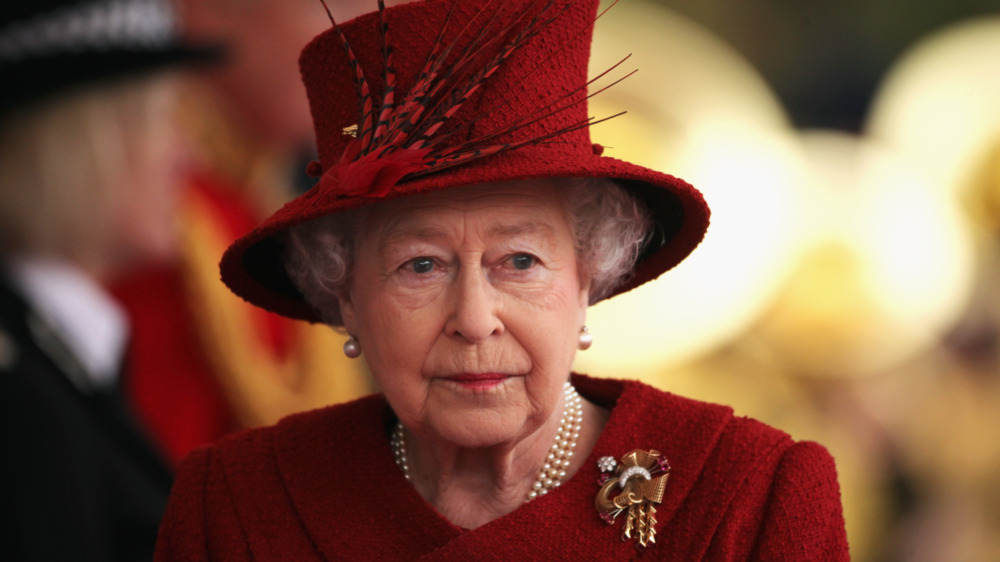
[{"xmin": 319, "ymin": 140, "xmax": 431, "ymax": 198}]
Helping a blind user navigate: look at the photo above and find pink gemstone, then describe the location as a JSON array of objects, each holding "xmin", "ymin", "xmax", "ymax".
[
  {"xmin": 600, "ymin": 512, "xmax": 615, "ymax": 525},
  {"xmin": 657, "ymin": 457, "xmax": 671, "ymax": 472},
  {"xmin": 598, "ymin": 473, "xmax": 610, "ymax": 485}
]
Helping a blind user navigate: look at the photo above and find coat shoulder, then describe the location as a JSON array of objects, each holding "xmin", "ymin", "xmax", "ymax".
[
  {"xmin": 205, "ymin": 392, "xmax": 387, "ymax": 455},
  {"xmin": 617, "ymin": 381, "xmax": 846, "ymax": 559}
]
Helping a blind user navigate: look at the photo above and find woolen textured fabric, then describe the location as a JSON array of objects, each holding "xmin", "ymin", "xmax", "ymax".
[
  {"xmin": 219, "ymin": 0, "xmax": 710, "ymax": 323},
  {"xmin": 156, "ymin": 375, "xmax": 849, "ymax": 560},
  {"xmin": 0, "ymin": 272, "xmax": 172, "ymax": 561}
]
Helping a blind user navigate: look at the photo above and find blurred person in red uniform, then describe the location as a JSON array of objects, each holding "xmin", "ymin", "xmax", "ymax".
[
  {"xmin": 0, "ymin": 0, "xmax": 216, "ymax": 559},
  {"xmin": 110, "ymin": 0, "xmax": 374, "ymax": 466}
]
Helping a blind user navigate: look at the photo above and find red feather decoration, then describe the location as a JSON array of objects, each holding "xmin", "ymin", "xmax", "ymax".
[{"xmin": 313, "ymin": 0, "xmax": 631, "ymax": 198}]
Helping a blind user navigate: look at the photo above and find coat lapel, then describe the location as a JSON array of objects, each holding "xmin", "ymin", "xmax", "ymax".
[
  {"xmin": 270, "ymin": 396, "xmax": 462, "ymax": 560},
  {"xmin": 418, "ymin": 375, "xmax": 737, "ymax": 558}
]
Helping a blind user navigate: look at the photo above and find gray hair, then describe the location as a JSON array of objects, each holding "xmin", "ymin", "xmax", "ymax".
[{"xmin": 282, "ymin": 177, "xmax": 652, "ymax": 326}]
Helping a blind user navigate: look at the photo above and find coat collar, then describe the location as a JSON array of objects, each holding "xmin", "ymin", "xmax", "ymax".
[
  {"xmin": 5, "ymin": 257, "xmax": 128, "ymax": 389},
  {"xmin": 248, "ymin": 375, "xmax": 737, "ymax": 558}
]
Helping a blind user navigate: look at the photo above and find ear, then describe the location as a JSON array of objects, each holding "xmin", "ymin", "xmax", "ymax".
[
  {"xmin": 577, "ymin": 278, "xmax": 591, "ymax": 326},
  {"xmin": 338, "ymin": 288, "xmax": 360, "ymax": 337}
]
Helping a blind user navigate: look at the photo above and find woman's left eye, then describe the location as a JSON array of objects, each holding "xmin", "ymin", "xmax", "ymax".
[
  {"xmin": 408, "ymin": 257, "xmax": 435, "ymax": 274},
  {"xmin": 510, "ymin": 253, "xmax": 536, "ymax": 270}
]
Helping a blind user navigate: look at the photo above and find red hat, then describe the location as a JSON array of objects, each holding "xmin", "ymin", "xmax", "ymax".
[{"xmin": 220, "ymin": 0, "xmax": 709, "ymax": 323}]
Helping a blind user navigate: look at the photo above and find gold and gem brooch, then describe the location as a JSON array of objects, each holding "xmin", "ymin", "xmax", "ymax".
[{"xmin": 594, "ymin": 449, "xmax": 671, "ymax": 551}]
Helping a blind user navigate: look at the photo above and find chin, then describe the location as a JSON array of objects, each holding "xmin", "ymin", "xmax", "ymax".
[{"xmin": 429, "ymin": 411, "xmax": 526, "ymax": 449}]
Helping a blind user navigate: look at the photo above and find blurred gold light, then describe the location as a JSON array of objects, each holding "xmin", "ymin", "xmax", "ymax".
[
  {"xmin": 575, "ymin": 1, "xmax": 807, "ymax": 377},
  {"xmin": 759, "ymin": 131, "xmax": 976, "ymax": 376},
  {"xmin": 868, "ymin": 17, "xmax": 1000, "ymax": 199}
]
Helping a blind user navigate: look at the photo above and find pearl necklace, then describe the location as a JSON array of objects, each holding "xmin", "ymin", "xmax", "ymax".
[{"xmin": 390, "ymin": 381, "xmax": 584, "ymax": 503}]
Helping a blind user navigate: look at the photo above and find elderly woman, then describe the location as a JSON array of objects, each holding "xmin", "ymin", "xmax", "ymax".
[{"xmin": 156, "ymin": 0, "xmax": 849, "ymax": 559}]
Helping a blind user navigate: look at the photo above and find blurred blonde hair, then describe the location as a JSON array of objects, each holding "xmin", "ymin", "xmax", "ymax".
[{"xmin": 0, "ymin": 75, "xmax": 178, "ymax": 270}]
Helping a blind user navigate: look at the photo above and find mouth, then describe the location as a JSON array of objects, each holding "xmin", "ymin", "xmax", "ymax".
[{"xmin": 445, "ymin": 372, "xmax": 512, "ymax": 390}]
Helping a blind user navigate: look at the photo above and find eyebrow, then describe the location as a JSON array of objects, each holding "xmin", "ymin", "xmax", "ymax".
[
  {"xmin": 486, "ymin": 221, "xmax": 556, "ymax": 238},
  {"xmin": 379, "ymin": 220, "xmax": 556, "ymax": 250}
]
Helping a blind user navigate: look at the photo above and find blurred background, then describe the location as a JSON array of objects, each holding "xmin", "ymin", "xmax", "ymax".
[
  {"xmin": 573, "ymin": 1, "xmax": 1000, "ymax": 560},
  {"xmin": 8, "ymin": 0, "xmax": 991, "ymax": 559}
]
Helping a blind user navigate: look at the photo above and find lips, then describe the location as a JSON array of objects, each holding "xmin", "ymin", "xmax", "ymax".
[
  {"xmin": 444, "ymin": 372, "xmax": 513, "ymax": 390},
  {"xmin": 447, "ymin": 373, "xmax": 511, "ymax": 382}
]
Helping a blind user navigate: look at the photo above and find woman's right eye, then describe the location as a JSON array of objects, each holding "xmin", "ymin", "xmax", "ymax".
[{"xmin": 407, "ymin": 257, "xmax": 435, "ymax": 274}]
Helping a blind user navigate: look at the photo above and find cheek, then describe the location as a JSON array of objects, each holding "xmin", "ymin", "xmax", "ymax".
[
  {"xmin": 383, "ymin": 282, "xmax": 450, "ymax": 314},
  {"xmin": 508, "ymin": 276, "xmax": 583, "ymax": 363},
  {"xmin": 352, "ymin": 280, "xmax": 442, "ymax": 371}
]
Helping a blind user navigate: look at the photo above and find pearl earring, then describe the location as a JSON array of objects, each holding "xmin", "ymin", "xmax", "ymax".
[
  {"xmin": 578, "ymin": 326, "xmax": 593, "ymax": 350},
  {"xmin": 343, "ymin": 337, "xmax": 361, "ymax": 358}
]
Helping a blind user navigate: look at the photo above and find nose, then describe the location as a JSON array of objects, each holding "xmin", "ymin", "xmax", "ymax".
[{"xmin": 445, "ymin": 264, "xmax": 503, "ymax": 343}]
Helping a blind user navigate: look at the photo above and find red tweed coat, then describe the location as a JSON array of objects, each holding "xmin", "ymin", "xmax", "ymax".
[{"xmin": 156, "ymin": 375, "xmax": 849, "ymax": 560}]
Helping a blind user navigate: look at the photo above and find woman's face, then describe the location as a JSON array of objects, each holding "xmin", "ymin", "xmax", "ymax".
[{"xmin": 340, "ymin": 180, "xmax": 589, "ymax": 448}]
